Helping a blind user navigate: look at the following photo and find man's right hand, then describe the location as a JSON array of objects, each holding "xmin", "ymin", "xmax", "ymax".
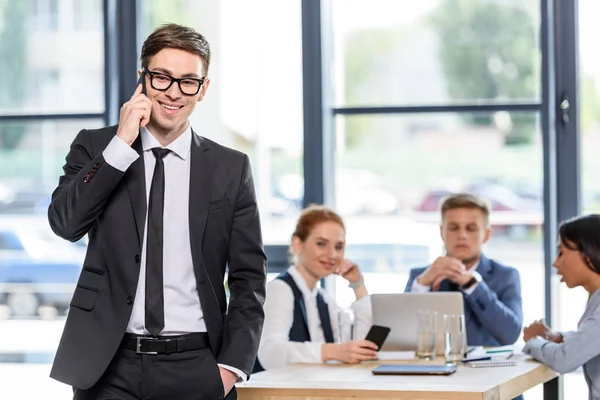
[
  {"xmin": 322, "ymin": 340, "xmax": 378, "ymax": 364},
  {"xmin": 116, "ymin": 83, "xmax": 152, "ymax": 146},
  {"xmin": 416, "ymin": 256, "xmax": 466, "ymax": 289}
]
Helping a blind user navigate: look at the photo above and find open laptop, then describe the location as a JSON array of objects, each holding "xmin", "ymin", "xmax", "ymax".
[{"xmin": 371, "ymin": 293, "xmax": 465, "ymax": 355}]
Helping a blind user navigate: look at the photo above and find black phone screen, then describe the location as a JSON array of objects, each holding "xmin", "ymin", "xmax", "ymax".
[{"xmin": 364, "ymin": 325, "xmax": 391, "ymax": 349}]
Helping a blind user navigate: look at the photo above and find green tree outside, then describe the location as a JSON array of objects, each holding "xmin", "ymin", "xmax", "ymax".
[{"xmin": 429, "ymin": 0, "xmax": 538, "ymax": 145}]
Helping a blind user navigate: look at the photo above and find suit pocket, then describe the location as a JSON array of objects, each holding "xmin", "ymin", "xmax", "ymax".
[
  {"xmin": 83, "ymin": 266, "xmax": 105, "ymax": 275},
  {"xmin": 78, "ymin": 267, "xmax": 106, "ymax": 290},
  {"xmin": 205, "ymin": 350, "xmax": 225, "ymax": 400},
  {"xmin": 70, "ymin": 285, "xmax": 99, "ymax": 311},
  {"xmin": 209, "ymin": 197, "xmax": 229, "ymax": 211}
]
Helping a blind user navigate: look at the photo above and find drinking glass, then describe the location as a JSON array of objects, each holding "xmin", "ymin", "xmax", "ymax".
[
  {"xmin": 443, "ymin": 314, "xmax": 466, "ymax": 364},
  {"xmin": 416, "ymin": 310, "xmax": 437, "ymax": 359},
  {"xmin": 337, "ymin": 309, "xmax": 355, "ymax": 343}
]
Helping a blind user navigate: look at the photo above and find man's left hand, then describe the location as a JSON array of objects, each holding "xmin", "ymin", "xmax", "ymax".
[
  {"xmin": 219, "ymin": 367, "xmax": 238, "ymax": 396},
  {"xmin": 450, "ymin": 271, "xmax": 475, "ymax": 287}
]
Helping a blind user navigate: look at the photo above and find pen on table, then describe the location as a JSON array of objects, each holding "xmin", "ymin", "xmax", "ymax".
[
  {"xmin": 506, "ymin": 353, "xmax": 514, "ymax": 360},
  {"xmin": 464, "ymin": 347, "xmax": 477, "ymax": 357},
  {"xmin": 462, "ymin": 356, "xmax": 491, "ymax": 363}
]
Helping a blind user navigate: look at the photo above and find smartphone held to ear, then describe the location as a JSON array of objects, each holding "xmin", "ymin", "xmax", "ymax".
[
  {"xmin": 137, "ymin": 72, "xmax": 147, "ymax": 95},
  {"xmin": 364, "ymin": 325, "xmax": 391, "ymax": 350}
]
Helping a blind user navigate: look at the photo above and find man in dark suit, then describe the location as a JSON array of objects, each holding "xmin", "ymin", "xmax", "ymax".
[
  {"xmin": 47, "ymin": 23, "xmax": 266, "ymax": 400},
  {"xmin": 404, "ymin": 193, "xmax": 523, "ymax": 347}
]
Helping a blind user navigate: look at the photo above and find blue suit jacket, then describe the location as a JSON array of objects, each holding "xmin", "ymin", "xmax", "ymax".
[{"xmin": 404, "ymin": 255, "xmax": 523, "ymax": 346}]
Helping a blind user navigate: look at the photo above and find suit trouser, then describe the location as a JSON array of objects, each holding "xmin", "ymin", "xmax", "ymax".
[{"xmin": 73, "ymin": 346, "xmax": 237, "ymax": 400}]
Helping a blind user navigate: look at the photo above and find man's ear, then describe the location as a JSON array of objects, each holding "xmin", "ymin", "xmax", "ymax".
[
  {"xmin": 197, "ymin": 77, "xmax": 211, "ymax": 102},
  {"xmin": 483, "ymin": 227, "xmax": 492, "ymax": 244}
]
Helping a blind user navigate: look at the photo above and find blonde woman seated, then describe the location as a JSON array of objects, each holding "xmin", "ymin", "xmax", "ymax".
[
  {"xmin": 253, "ymin": 205, "xmax": 377, "ymax": 372},
  {"xmin": 523, "ymin": 214, "xmax": 600, "ymax": 400}
]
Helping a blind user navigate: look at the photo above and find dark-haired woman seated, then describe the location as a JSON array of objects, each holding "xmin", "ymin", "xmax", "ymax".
[{"xmin": 523, "ymin": 214, "xmax": 600, "ymax": 400}]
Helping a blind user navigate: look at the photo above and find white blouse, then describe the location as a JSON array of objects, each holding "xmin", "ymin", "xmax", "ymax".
[{"xmin": 256, "ymin": 266, "xmax": 372, "ymax": 370}]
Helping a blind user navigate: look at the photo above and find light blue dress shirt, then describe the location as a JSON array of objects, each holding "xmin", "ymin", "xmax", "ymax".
[{"xmin": 523, "ymin": 289, "xmax": 600, "ymax": 400}]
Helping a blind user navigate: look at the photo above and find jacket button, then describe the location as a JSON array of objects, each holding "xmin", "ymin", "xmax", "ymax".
[
  {"xmin": 126, "ymin": 296, "xmax": 134, "ymax": 305},
  {"xmin": 134, "ymin": 254, "xmax": 141, "ymax": 263}
]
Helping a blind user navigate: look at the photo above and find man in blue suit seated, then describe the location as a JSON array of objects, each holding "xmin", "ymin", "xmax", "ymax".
[{"xmin": 404, "ymin": 193, "xmax": 523, "ymax": 347}]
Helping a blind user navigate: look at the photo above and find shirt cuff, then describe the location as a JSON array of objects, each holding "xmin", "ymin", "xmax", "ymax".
[
  {"xmin": 217, "ymin": 364, "xmax": 248, "ymax": 382},
  {"xmin": 522, "ymin": 337, "xmax": 547, "ymax": 354},
  {"xmin": 461, "ymin": 271, "xmax": 482, "ymax": 296},
  {"xmin": 411, "ymin": 279, "xmax": 431, "ymax": 293},
  {"xmin": 102, "ymin": 135, "xmax": 139, "ymax": 172}
]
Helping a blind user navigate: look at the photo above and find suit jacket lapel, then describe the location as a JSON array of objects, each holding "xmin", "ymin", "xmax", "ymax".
[
  {"xmin": 189, "ymin": 130, "xmax": 215, "ymax": 282},
  {"xmin": 476, "ymin": 254, "xmax": 492, "ymax": 281},
  {"xmin": 126, "ymin": 135, "xmax": 147, "ymax": 249}
]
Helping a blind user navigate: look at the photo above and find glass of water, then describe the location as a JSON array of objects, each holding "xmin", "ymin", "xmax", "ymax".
[
  {"xmin": 443, "ymin": 314, "xmax": 466, "ymax": 364},
  {"xmin": 337, "ymin": 309, "xmax": 355, "ymax": 343},
  {"xmin": 417, "ymin": 310, "xmax": 437, "ymax": 359}
]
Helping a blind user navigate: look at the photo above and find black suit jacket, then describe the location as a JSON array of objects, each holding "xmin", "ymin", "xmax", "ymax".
[{"xmin": 47, "ymin": 125, "xmax": 267, "ymax": 389}]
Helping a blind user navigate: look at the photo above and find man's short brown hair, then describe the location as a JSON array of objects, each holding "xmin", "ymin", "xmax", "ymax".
[
  {"xmin": 141, "ymin": 23, "xmax": 211, "ymax": 75},
  {"xmin": 440, "ymin": 193, "xmax": 490, "ymax": 225}
]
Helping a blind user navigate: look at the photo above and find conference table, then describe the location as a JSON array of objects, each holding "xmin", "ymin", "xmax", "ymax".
[{"xmin": 237, "ymin": 356, "xmax": 560, "ymax": 400}]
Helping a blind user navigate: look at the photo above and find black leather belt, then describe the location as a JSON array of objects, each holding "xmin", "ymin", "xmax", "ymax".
[{"xmin": 121, "ymin": 332, "xmax": 210, "ymax": 355}]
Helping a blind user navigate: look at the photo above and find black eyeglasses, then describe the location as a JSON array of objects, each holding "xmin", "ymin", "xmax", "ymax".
[{"xmin": 143, "ymin": 68, "xmax": 206, "ymax": 96}]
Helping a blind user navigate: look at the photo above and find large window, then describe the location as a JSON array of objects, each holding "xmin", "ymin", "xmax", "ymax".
[{"xmin": 330, "ymin": 1, "xmax": 543, "ymax": 303}]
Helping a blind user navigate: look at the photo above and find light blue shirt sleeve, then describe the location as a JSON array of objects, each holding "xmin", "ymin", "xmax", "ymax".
[
  {"xmin": 102, "ymin": 136, "xmax": 139, "ymax": 172},
  {"xmin": 523, "ymin": 303, "xmax": 600, "ymax": 374}
]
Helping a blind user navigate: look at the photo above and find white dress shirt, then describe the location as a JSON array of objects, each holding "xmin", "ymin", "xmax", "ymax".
[
  {"xmin": 257, "ymin": 266, "xmax": 372, "ymax": 370},
  {"xmin": 411, "ymin": 260, "xmax": 481, "ymax": 295},
  {"xmin": 103, "ymin": 126, "xmax": 245, "ymax": 380}
]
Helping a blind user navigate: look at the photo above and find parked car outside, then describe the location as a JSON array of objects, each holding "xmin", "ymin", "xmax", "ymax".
[
  {"xmin": 414, "ymin": 180, "xmax": 542, "ymax": 240},
  {"xmin": 0, "ymin": 216, "xmax": 85, "ymax": 318}
]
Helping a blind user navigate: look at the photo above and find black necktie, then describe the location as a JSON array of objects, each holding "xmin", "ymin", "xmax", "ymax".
[
  {"xmin": 145, "ymin": 147, "xmax": 170, "ymax": 336},
  {"xmin": 316, "ymin": 293, "xmax": 334, "ymax": 343}
]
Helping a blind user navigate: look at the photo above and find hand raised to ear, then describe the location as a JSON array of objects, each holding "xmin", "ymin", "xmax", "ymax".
[{"xmin": 116, "ymin": 82, "xmax": 152, "ymax": 146}]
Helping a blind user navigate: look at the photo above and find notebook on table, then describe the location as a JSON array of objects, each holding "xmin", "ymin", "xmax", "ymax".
[
  {"xmin": 463, "ymin": 360, "xmax": 517, "ymax": 368},
  {"xmin": 372, "ymin": 364, "xmax": 457, "ymax": 375}
]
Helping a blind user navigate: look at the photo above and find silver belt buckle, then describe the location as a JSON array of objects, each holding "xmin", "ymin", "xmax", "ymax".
[{"xmin": 136, "ymin": 337, "xmax": 158, "ymax": 355}]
